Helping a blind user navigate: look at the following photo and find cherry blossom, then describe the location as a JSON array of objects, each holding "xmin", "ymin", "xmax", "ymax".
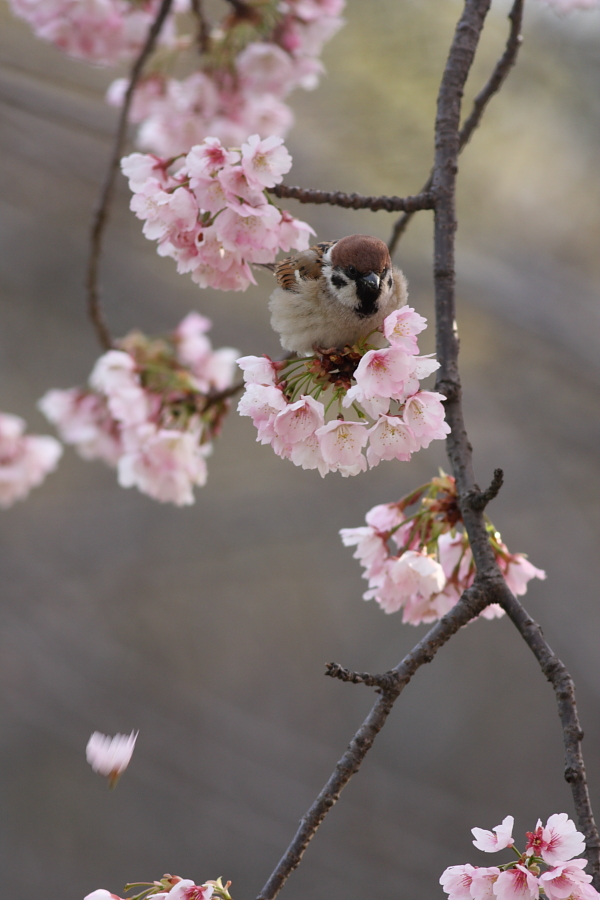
[
  {"xmin": 84, "ymin": 891, "xmax": 123, "ymax": 900},
  {"xmin": 440, "ymin": 816, "xmax": 597, "ymax": 900},
  {"xmin": 85, "ymin": 876, "xmax": 224, "ymax": 900},
  {"xmin": 86, "ymin": 730, "xmax": 137, "ymax": 787},
  {"xmin": 471, "ymin": 867, "xmax": 502, "ymax": 900},
  {"xmin": 539, "ymin": 860, "xmax": 597, "ymax": 900},
  {"xmin": 341, "ymin": 474, "xmax": 546, "ymax": 624},
  {"xmin": 103, "ymin": 1, "xmax": 346, "ymax": 156},
  {"xmin": 472, "ymin": 816, "xmax": 515, "ymax": 852},
  {"xmin": 383, "ymin": 306, "xmax": 428, "ymax": 353},
  {"xmin": 123, "ymin": 136, "xmax": 314, "ymax": 292},
  {"xmin": 0, "ymin": 412, "xmax": 63, "ymax": 508},
  {"xmin": 40, "ymin": 316, "xmax": 237, "ymax": 504},
  {"xmin": 526, "ymin": 814, "xmax": 586, "ymax": 865},
  {"xmin": 316, "ymin": 419, "xmax": 369, "ymax": 476},
  {"xmin": 494, "ymin": 866, "xmax": 539, "ymax": 900},
  {"xmin": 237, "ymin": 307, "xmax": 448, "ymax": 477},
  {"xmin": 8, "ymin": 0, "xmax": 177, "ymax": 65}
]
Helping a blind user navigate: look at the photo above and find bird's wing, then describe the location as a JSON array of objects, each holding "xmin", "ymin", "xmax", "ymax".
[{"xmin": 274, "ymin": 241, "xmax": 336, "ymax": 292}]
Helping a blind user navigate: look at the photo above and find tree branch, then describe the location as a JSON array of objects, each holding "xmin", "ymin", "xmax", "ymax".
[
  {"xmin": 267, "ymin": 184, "xmax": 434, "ymax": 213},
  {"xmin": 256, "ymin": 584, "xmax": 489, "ymax": 900},
  {"xmin": 85, "ymin": 0, "xmax": 174, "ymax": 351},
  {"xmin": 387, "ymin": 0, "xmax": 524, "ymax": 256},
  {"xmin": 499, "ymin": 587, "xmax": 600, "ymax": 888},
  {"xmin": 190, "ymin": 0, "xmax": 211, "ymax": 53},
  {"xmin": 431, "ymin": 0, "xmax": 599, "ymax": 885}
]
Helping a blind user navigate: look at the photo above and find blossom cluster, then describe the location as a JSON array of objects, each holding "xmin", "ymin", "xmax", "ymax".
[
  {"xmin": 39, "ymin": 313, "xmax": 238, "ymax": 505},
  {"xmin": 122, "ymin": 135, "xmax": 313, "ymax": 291},
  {"xmin": 0, "ymin": 411, "xmax": 62, "ymax": 508},
  {"xmin": 340, "ymin": 473, "xmax": 546, "ymax": 623},
  {"xmin": 108, "ymin": 0, "xmax": 346, "ymax": 156},
  {"xmin": 86, "ymin": 874, "xmax": 231, "ymax": 900},
  {"xmin": 441, "ymin": 814, "xmax": 599, "ymax": 900},
  {"xmin": 86, "ymin": 731, "xmax": 138, "ymax": 788},
  {"xmin": 7, "ymin": 0, "xmax": 179, "ymax": 65},
  {"xmin": 237, "ymin": 306, "xmax": 449, "ymax": 477}
]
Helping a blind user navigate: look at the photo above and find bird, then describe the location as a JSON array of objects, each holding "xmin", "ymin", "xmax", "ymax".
[{"xmin": 268, "ymin": 234, "xmax": 408, "ymax": 355}]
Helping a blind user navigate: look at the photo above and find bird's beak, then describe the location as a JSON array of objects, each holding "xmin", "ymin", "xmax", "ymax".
[{"xmin": 360, "ymin": 272, "xmax": 380, "ymax": 292}]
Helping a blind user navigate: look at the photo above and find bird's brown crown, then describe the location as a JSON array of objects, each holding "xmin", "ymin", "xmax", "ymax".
[{"xmin": 330, "ymin": 235, "xmax": 391, "ymax": 275}]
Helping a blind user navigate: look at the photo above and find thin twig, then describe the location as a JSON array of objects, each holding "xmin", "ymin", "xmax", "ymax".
[
  {"xmin": 465, "ymin": 467, "xmax": 504, "ymax": 511},
  {"xmin": 202, "ymin": 381, "xmax": 244, "ymax": 412},
  {"xmin": 499, "ymin": 587, "xmax": 600, "ymax": 888},
  {"xmin": 190, "ymin": 0, "xmax": 211, "ymax": 53},
  {"xmin": 387, "ymin": 0, "xmax": 524, "ymax": 256},
  {"xmin": 267, "ymin": 184, "xmax": 434, "ymax": 213},
  {"xmin": 256, "ymin": 584, "xmax": 488, "ymax": 900},
  {"xmin": 85, "ymin": 0, "xmax": 175, "ymax": 351}
]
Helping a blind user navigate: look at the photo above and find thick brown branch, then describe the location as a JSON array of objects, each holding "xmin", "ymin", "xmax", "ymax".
[
  {"xmin": 388, "ymin": 0, "xmax": 524, "ymax": 256},
  {"xmin": 267, "ymin": 184, "xmax": 434, "ymax": 213},
  {"xmin": 256, "ymin": 584, "xmax": 488, "ymax": 900},
  {"xmin": 85, "ymin": 0, "xmax": 174, "ymax": 351},
  {"xmin": 498, "ymin": 588, "xmax": 600, "ymax": 888}
]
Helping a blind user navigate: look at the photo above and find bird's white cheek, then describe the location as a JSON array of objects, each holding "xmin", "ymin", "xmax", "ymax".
[{"xmin": 324, "ymin": 272, "xmax": 359, "ymax": 310}]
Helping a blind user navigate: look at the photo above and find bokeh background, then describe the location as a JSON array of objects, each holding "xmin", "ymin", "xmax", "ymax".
[{"xmin": 1, "ymin": 1, "xmax": 600, "ymax": 898}]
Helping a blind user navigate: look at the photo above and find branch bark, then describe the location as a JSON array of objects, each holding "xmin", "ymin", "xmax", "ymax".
[
  {"xmin": 267, "ymin": 184, "xmax": 434, "ymax": 213},
  {"xmin": 256, "ymin": 584, "xmax": 489, "ymax": 900},
  {"xmin": 431, "ymin": 0, "xmax": 600, "ymax": 885},
  {"xmin": 499, "ymin": 588, "xmax": 600, "ymax": 887},
  {"xmin": 387, "ymin": 0, "xmax": 524, "ymax": 256},
  {"xmin": 85, "ymin": 0, "xmax": 174, "ymax": 351}
]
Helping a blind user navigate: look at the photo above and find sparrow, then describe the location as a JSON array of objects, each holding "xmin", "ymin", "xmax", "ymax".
[{"xmin": 268, "ymin": 234, "xmax": 408, "ymax": 354}]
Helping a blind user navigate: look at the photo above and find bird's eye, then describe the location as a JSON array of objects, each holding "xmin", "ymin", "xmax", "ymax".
[{"xmin": 346, "ymin": 265, "xmax": 358, "ymax": 277}]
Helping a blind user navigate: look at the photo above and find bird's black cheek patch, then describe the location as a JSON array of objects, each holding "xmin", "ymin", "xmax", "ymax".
[
  {"xmin": 387, "ymin": 276, "xmax": 393, "ymax": 288},
  {"xmin": 331, "ymin": 274, "xmax": 348, "ymax": 289}
]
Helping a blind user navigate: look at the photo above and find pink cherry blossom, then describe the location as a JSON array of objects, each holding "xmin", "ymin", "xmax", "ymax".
[
  {"xmin": 472, "ymin": 816, "xmax": 515, "ymax": 852},
  {"xmin": 237, "ymin": 355, "xmax": 279, "ymax": 387},
  {"xmin": 339, "ymin": 526, "xmax": 389, "ymax": 580},
  {"xmin": 86, "ymin": 730, "xmax": 137, "ymax": 786},
  {"xmin": 403, "ymin": 391, "xmax": 450, "ymax": 445},
  {"xmin": 388, "ymin": 549, "xmax": 445, "ymax": 599},
  {"xmin": 525, "ymin": 814, "xmax": 585, "ymax": 865},
  {"xmin": 118, "ymin": 425, "xmax": 209, "ymax": 505},
  {"xmin": 471, "ymin": 867, "xmax": 502, "ymax": 900},
  {"xmin": 493, "ymin": 866, "xmax": 539, "ymax": 900},
  {"xmin": 39, "ymin": 388, "xmax": 122, "ymax": 465},
  {"xmin": 84, "ymin": 891, "xmax": 123, "ymax": 900},
  {"xmin": 365, "ymin": 502, "xmax": 404, "ymax": 532},
  {"xmin": 366, "ymin": 414, "xmax": 417, "ymax": 466},
  {"xmin": 241, "ymin": 134, "xmax": 293, "ymax": 188},
  {"xmin": 539, "ymin": 860, "xmax": 597, "ymax": 900},
  {"xmin": 237, "ymin": 383, "xmax": 288, "ymax": 444},
  {"xmin": 502, "ymin": 554, "xmax": 547, "ymax": 596},
  {"xmin": 352, "ymin": 347, "xmax": 415, "ymax": 400},
  {"xmin": 315, "ymin": 419, "xmax": 368, "ymax": 476},
  {"xmin": 236, "ymin": 42, "xmax": 298, "ymax": 95},
  {"xmin": 383, "ymin": 306, "xmax": 428, "ymax": 353},
  {"xmin": 168, "ymin": 881, "xmax": 214, "ymax": 900},
  {"xmin": 0, "ymin": 412, "xmax": 63, "ymax": 508},
  {"xmin": 440, "ymin": 864, "xmax": 477, "ymax": 900},
  {"xmin": 273, "ymin": 395, "xmax": 325, "ymax": 449},
  {"xmin": 288, "ymin": 432, "xmax": 330, "ymax": 476},
  {"xmin": 8, "ymin": 0, "xmax": 177, "ymax": 65}
]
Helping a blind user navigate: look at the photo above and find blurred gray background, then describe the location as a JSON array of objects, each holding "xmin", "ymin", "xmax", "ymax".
[{"xmin": 1, "ymin": 1, "xmax": 600, "ymax": 898}]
